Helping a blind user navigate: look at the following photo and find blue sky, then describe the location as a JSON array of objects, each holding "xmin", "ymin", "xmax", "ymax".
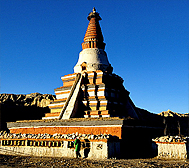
[{"xmin": 1, "ymin": 0, "xmax": 188, "ymax": 114}]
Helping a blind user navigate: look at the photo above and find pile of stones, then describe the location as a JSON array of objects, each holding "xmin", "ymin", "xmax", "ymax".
[
  {"xmin": 152, "ymin": 136, "xmax": 189, "ymax": 143},
  {"xmin": 0, "ymin": 131, "xmax": 117, "ymax": 140}
]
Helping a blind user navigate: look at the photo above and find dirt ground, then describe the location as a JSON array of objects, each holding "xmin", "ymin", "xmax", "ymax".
[{"xmin": 0, "ymin": 155, "xmax": 188, "ymax": 168}]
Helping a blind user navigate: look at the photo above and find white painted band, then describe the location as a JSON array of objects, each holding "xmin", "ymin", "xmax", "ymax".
[
  {"xmin": 48, "ymin": 102, "xmax": 65, "ymax": 107},
  {"xmin": 9, "ymin": 125, "xmax": 122, "ymax": 130},
  {"xmin": 61, "ymin": 74, "xmax": 76, "ymax": 80}
]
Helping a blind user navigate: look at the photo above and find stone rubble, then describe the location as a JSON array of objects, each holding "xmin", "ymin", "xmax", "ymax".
[
  {"xmin": 152, "ymin": 135, "xmax": 189, "ymax": 143},
  {"xmin": 0, "ymin": 131, "xmax": 116, "ymax": 140}
]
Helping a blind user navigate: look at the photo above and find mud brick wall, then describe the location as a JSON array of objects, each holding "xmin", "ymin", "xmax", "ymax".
[{"xmin": 156, "ymin": 142, "xmax": 188, "ymax": 159}]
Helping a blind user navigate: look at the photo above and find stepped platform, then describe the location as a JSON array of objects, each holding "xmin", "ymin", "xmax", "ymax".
[
  {"xmin": 8, "ymin": 118, "xmax": 124, "ymax": 138},
  {"xmin": 7, "ymin": 117, "xmax": 162, "ymax": 158}
]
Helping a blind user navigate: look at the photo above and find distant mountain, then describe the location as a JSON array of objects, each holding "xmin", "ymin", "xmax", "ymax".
[
  {"xmin": 136, "ymin": 108, "xmax": 189, "ymax": 136},
  {"xmin": 0, "ymin": 93, "xmax": 55, "ymax": 107},
  {"xmin": 157, "ymin": 110, "xmax": 189, "ymax": 136},
  {"xmin": 158, "ymin": 109, "xmax": 189, "ymax": 117},
  {"xmin": 0, "ymin": 93, "xmax": 56, "ymax": 130}
]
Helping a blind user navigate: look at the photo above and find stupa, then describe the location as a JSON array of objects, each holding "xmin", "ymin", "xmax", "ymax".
[
  {"xmin": 43, "ymin": 7, "xmax": 139, "ymax": 120},
  {"xmin": 6, "ymin": 8, "xmax": 162, "ymax": 158},
  {"xmin": 7, "ymin": 7, "xmax": 144, "ymax": 138}
]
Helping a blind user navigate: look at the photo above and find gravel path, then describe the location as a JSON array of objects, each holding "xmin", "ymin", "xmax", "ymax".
[{"xmin": 0, "ymin": 155, "xmax": 188, "ymax": 168}]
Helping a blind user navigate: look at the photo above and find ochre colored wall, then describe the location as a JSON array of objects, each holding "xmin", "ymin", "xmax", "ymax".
[{"xmin": 9, "ymin": 126, "xmax": 122, "ymax": 139}]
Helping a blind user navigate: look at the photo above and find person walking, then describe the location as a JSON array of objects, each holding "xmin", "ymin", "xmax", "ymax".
[{"xmin": 74, "ymin": 138, "xmax": 81, "ymax": 158}]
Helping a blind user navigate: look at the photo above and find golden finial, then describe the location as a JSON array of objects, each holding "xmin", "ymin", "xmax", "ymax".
[
  {"xmin": 93, "ymin": 7, "xmax": 96, "ymax": 13},
  {"xmin": 87, "ymin": 7, "xmax": 101, "ymax": 21}
]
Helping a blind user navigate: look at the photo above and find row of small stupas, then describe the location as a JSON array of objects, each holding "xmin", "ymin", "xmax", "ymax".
[{"xmin": 43, "ymin": 8, "xmax": 140, "ymax": 120}]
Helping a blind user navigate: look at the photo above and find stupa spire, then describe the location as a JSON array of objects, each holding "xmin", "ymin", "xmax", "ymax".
[
  {"xmin": 82, "ymin": 7, "xmax": 105, "ymax": 50},
  {"xmin": 74, "ymin": 8, "xmax": 112, "ymax": 73}
]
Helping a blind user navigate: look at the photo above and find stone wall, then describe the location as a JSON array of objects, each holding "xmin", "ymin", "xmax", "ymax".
[
  {"xmin": 153, "ymin": 136, "xmax": 189, "ymax": 159},
  {"xmin": 0, "ymin": 139, "xmax": 113, "ymax": 159},
  {"xmin": 156, "ymin": 142, "xmax": 187, "ymax": 159},
  {"xmin": 0, "ymin": 131, "xmax": 120, "ymax": 159}
]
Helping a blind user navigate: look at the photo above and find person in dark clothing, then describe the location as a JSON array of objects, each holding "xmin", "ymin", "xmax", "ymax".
[{"xmin": 74, "ymin": 138, "xmax": 81, "ymax": 158}]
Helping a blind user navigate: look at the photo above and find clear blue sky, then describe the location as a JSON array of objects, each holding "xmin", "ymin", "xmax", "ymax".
[{"xmin": 1, "ymin": 0, "xmax": 188, "ymax": 114}]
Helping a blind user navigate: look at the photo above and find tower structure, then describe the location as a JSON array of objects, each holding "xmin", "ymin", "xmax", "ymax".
[
  {"xmin": 7, "ymin": 9, "xmax": 162, "ymax": 159},
  {"xmin": 43, "ymin": 8, "xmax": 139, "ymax": 120}
]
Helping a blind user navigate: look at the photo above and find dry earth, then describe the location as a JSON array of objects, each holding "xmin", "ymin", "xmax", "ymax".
[{"xmin": 0, "ymin": 155, "xmax": 188, "ymax": 168}]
